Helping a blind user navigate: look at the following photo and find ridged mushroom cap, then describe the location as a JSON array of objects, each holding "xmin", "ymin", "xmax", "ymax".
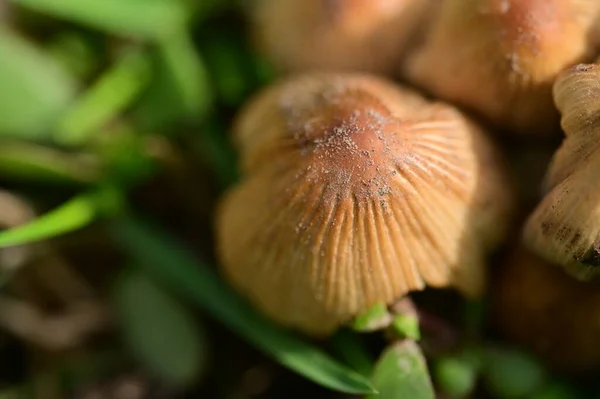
[
  {"xmin": 524, "ymin": 62, "xmax": 600, "ymax": 279},
  {"xmin": 250, "ymin": 0, "xmax": 433, "ymax": 75},
  {"xmin": 492, "ymin": 246, "xmax": 600, "ymax": 373},
  {"xmin": 402, "ymin": 0, "xmax": 600, "ymax": 135},
  {"xmin": 217, "ymin": 73, "xmax": 513, "ymax": 336}
]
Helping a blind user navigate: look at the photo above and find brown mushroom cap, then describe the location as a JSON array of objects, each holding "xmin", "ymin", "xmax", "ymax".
[
  {"xmin": 217, "ymin": 73, "xmax": 513, "ymax": 336},
  {"xmin": 402, "ymin": 0, "xmax": 600, "ymax": 135},
  {"xmin": 492, "ymin": 246, "xmax": 600, "ymax": 373},
  {"xmin": 523, "ymin": 63, "xmax": 600, "ymax": 279},
  {"xmin": 250, "ymin": 0, "xmax": 433, "ymax": 75}
]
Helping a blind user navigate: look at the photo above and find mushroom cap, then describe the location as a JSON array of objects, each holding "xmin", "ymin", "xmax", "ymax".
[
  {"xmin": 250, "ymin": 0, "xmax": 433, "ymax": 75},
  {"xmin": 492, "ymin": 246, "xmax": 600, "ymax": 373},
  {"xmin": 216, "ymin": 73, "xmax": 513, "ymax": 336},
  {"xmin": 402, "ymin": 0, "xmax": 600, "ymax": 134},
  {"xmin": 523, "ymin": 63, "xmax": 600, "ymax": 279}
]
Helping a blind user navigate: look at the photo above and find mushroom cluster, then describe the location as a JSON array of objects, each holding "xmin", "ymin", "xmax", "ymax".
[
  {"xmin": 216, "ymin": 0, "xmax": 600, "ymax": 351},
  {"xmin": 250, "ymin": 0, "xmax": 433, "ymax": 74},
  {"xmin": 402, "ymin": 0, "xmax": 600, "ymax": 134},
  {"xmin": 251, "ymin": 0, "xmax": 600, "ymax": 135},
  {"xmin": 216, "ymin": 73, "xmax": 513, "ymax": 336}
]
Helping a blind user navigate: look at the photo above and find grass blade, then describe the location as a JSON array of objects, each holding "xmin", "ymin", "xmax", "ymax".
[
  {"xmin": 0, "ymin": 187, "xmax": 120, "ymax": 248},
  {"xmin": 329, "ymin": 330, "xmax": 375, "ymax": 377},
  {"xmin": 132, "ymin": 33, "xmax": 212, "ymax": 131},
  {"xmin": 111, "ymin": 217, "xmax": 377, "ymax": 395},
  {"xmin": 9, "ymin": 0, "xmax": 187, "ymax": 41},
  {"xmin": 0, "ymin": 139, "xmax": 100, "ymax": 184},
  {"xmin": 0, "ymin": 28, "xmax": 77, "ymax": 140},
  {"xmin": 157, "ymin": 32, "xmax": 212, "ymax": 119},
  {"xmin": 53, "ymin": 50, "xmax": 152, "ymax": 147}
]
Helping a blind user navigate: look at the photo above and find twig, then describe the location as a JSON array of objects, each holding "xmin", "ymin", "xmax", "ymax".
[{"xmin": 0, "ymin": 296, "xmax": 110, "ymax": 351}]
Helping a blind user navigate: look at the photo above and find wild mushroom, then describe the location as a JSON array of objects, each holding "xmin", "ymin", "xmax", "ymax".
[
  {"xmin": 216, "ymin": 72, "xmax": 513, "ymax": 336},
  {"xmin": 523, "ymin": 61, "xmax": 600, "ymax": 279},
  {"xmin": 249, "ymin": 0, "xmax": 433, "ymax": 75},
  {"xmin": 492, "ymin": 246, "xmax": 600, "ymax": 373},
  {"xmin": 402, "ymin": 0, "xmax": 600, "ymax": 135}
]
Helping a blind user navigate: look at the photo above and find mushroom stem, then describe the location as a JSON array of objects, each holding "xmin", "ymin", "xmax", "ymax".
[{"xmin": 0, "ymin": 296, "xmax": 110, "ymax": 351}]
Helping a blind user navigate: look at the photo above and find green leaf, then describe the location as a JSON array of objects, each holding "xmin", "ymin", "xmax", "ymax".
[
  {"xmin": 391, "ymin": 313, "xmax": 420, "ymax": 341},
  {"xmin": 0, "ymin": 139, "xmax": 101, "ymax": 184},
  {"xmin": 329, "ymin": 330, "xmax": 375, "ymax": 377},
  {"xmin": 482, "ymin": 346, "xmax": 546, "ymax": 399},
  {"xmin": 351, "ymin": 303, "xmax": 390, "ymax": 332},
  {"xmin": 368, "ymin": 340, "xmax": 435, "ymax": 399},
  {"xmin": 54, "ymin": 50, "xmax": 152, "ymax": 147},
  {"xmin": 113, "ymin": 268, "xmax": 208, "ymax": 387},
  {"xmin": 0, "ymin": 187, "xmax": 121, "ymax": 248},
  {"xmin": 111, "ymin": 217, "xmax": 376, "ymax": 395},
  {"xmin": 0, "ymin": 28, "xmax": 77, "ymax": 140},
  {"xmin": 434, "ymin": 355, "xmax": 478, "ymax": 398},
  {"xmin": 9, "ymin": 0, "xmax": 187, "ymax": 41}
]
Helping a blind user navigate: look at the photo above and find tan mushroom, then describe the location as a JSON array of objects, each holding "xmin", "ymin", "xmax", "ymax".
[
  {"xmin": 492, "ymin": 246, "xmax": 600, "ymax": 373},
  {"xmin": 250, "ymin": 0, "xmax": 433, "ymax": 75},
  {"xmin": 402, "ymin": 0, "xmax": 600, "ymax": 135},
  {"xmin": 216, "ymin": 73, "xmax": 513, "ymax": 336},
  {"xmin": 523, "ymin": 61, "xmax": 600, "ymax": 279}
]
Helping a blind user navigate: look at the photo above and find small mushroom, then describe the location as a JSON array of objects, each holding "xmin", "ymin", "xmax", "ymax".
[
  {"xmin": 216, "ymin": 73, "xmax": 513, "ymax": 336},
  {"xmin": 523, "ymin": 61, "xmax": 600, "ymax": 279},
  {"xmin": 402, "ymin": 0, "xmax": 600, "ymax": 135},
  {"xmin": 249, "ymin": 0, "xmax": 433, "ymax": 75},
  {"xmin": 492, "ymin": 246, "xmax": 600, "ymax": 373}
]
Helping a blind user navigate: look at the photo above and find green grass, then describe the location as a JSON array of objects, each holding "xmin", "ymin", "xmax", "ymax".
[{"xmin": 0, "ymin": 0, "xmax": 381, "ymax": 396}]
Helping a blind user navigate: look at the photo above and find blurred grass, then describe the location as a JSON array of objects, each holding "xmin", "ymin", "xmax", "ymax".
[
  {"xmin": 9, "ymin": 0, "xmax": 189, "ymax": 40},
  {"xmin": 111, "ymin": 217, "xmax": 377, "ymax": 395},
  {"xmin": 0, "ymin": 0, "xmax": 379, "ymax": 396},
  {"xmin": 113, "ymin": 267, "xmax": 209, "ymax": 388},
  {"xmin": 0, "ymin": 139, "xmax": 100, "ymax": 184},
  {"xmin": 53, "ymin": 49, "xmax": 151, "ymax": 147},
  {"xmin": 0, "ymin": 186, "xmax": 121, "ymax": 247},
  {"xmin": 0, "ymin": 27, "xmax": 78, "ymax": 140}
]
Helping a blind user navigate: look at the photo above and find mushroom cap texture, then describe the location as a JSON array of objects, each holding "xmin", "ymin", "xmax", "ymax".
[
  {"xmin": 402, "ymin": 0, "xmax": 600, "ymax": 134},
  {"xmin": 524, "ymin": 63, "xmax": 600, "ymax": 279},
  {"xmin": 251, "ymin": 0, "xmax": 432, "ymax": 75},
  {"xmin": 217, "ymin": 73, "xmax": 513, "ymax": 336},
  {"xmin": 492, "ymin": 247, "xmax": 600, "ymax": 373}
]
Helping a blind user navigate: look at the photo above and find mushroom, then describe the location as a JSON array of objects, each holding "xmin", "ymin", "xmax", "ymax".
[
  {"xmin": 249, "ymin": 0, "xmax": 433, "ymax": 75},
  {"xmin": 401, "ymin": 0, "xmax": 600, "ymax": 135},
  {"xmin": 523, "ymin": 61, "xmax": 600, "ymax": 279},
  {"xmin": 216, "ymin": 72, "xmax": 513, "ymax": 336},
  {"xmin": 492, "ymin": 246, "xmax": 600, "ymax": 373}
]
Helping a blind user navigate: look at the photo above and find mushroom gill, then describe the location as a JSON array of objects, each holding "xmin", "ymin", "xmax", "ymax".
[{"xmin": 217, "ymin": 73, "xmax": 513, "ymax": 336}]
